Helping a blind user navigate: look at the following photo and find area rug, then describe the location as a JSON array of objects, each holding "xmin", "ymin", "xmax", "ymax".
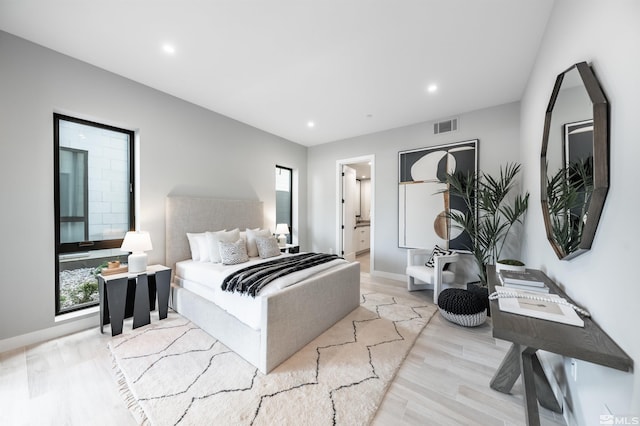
[{"xmin": 108, "ymin": 292, "xmax": 436, "ymax": 425}]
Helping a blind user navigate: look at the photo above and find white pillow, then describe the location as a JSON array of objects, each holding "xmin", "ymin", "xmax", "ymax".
[
  {"xmin": 206, "ymin": 228, "xmax": 240, "ymax": 263},
  {"xmin": 246, "ymin": 228, "xmax": 271, "ymax": 257},
  {"xmin": 239, "ymin": 230, "xmax": 252, "ymax": 254},
  {"xmin": 255, "ymin": 236, "xmax": 282, "ymax": 259},
  {"xmin": 186, "ymin": 232, "xmax": 206, "ymax": 261},
  {"xmin": 219, "ymin": 239, "xmax": 249, "ymax": 265},
  {"xmin": 197, "ymin": 233, "xmax": 213, "ymax": 262}
]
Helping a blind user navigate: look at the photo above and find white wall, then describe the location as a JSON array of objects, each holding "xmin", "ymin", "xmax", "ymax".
[
  {"xmin": 0, "ymin": 31, "xmax": 307, "ymax": 344},
  {"xmin": 520, "ymin": 0, "xmax": 640, "ymax": 422},
  {"xmin": 307, "ymin": 102, "xmax": 521, "ymax": 278}
]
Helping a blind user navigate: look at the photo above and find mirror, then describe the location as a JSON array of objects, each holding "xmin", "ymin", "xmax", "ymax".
[{"xmin": 541, "ymin": 62, "xmax": 609, "ymax": 260}]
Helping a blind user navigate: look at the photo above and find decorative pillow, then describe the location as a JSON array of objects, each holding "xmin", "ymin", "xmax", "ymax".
[
  {"xmin": 425, "ymin": 245, "xmax": 455, "ymax": 268},
  {"xmin": 186, "ymin": 232, "xmax": 206, "ymax": 261},
  {"xmin": 218, "ymin": 239, "xmax": 249, "ymax": 265},
  {"xmin": 205, "ymin": 228, "xmax": 240, "ymax": 263},
  {"xmin": 246, "ymin": 228, "xmax": 271, "ymax": 257},
  {"xmin": 255, "ymin": 236, "xmax": 281, "ymax": 259}
]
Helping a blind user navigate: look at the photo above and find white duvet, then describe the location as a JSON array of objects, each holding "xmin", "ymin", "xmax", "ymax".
[{"xmin": 175, "ymin": 253, "xmax": 347, "ymax": 330}]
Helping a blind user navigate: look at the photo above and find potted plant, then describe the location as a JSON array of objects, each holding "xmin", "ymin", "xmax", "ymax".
[
  {"xmin": 496, "ymin": 258, "xmax": 526, "ymax": 273},
  {"xmin": 441, "ymin": 163, "xmax": 530, "ymax": 286}
]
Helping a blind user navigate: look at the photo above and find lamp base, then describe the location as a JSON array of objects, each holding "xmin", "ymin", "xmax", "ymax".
[
  {"xmin": 277, "ymin": 234, "xmax": 287, "ymax": 248},
  {"xmin": 128, "ymin": 253, "xmax": 148, "ymax": 274}
]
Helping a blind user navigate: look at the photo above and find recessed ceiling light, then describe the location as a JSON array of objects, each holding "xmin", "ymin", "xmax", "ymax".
[
  {"xmin": 427, "ymin": 84, "xmax": 438, "ymax": 93},
  {"xmin": 307, "ymin": 121, "xmax": 315, "ymax": 128},
  {"xmin": 162, "ymin": 44, "xmax": 176, "ymax": 55}
]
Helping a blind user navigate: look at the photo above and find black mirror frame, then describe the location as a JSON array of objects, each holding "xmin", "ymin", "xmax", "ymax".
[{"xmin": 540, "ymin": 61, "xmax": 609, "ymax": 260}]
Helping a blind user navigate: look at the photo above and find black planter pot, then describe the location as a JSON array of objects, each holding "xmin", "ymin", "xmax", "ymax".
[{"xmin": 466, "ymin": 282, "xmax": 490, "ymax": 316}]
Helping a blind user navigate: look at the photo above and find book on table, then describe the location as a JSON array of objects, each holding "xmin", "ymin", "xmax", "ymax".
[
  {"xmin": 498, "ymin": 269, "xmax": 546, "ymax": 287},
  {"xmin": 502, "ymin": 281, "xmax": 550, "ymax": 293},
  {"xmin": 493, "ymin": 285, "xmax": 584, "ymax": 327}
]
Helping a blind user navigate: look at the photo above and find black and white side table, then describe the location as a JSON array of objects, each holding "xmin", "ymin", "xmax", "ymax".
[
  {"xmin": 97, "ymin": 264, "xmax": 171, "ymax": 336},
  {"xmin": 280, "ymin": 244, "xmax": 300, "ymax": 254}
]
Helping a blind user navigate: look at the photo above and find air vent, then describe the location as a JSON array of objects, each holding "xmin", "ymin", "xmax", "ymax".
[{"xmin": 433, "ymin": 118, "xmax": 458, "ymax": 134}]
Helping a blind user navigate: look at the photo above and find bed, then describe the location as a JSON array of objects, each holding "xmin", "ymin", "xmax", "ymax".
[{"xmin": 165, "ymin": 196, "xmax": 361, "ymax": 374}]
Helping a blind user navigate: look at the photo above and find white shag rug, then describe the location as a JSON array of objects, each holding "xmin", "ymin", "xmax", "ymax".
[{"xmin": 108, "ymin": 292, "xmax": 436, "ymax": 425}]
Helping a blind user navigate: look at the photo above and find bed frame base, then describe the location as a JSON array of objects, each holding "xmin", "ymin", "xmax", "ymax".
[{"xmin": 171, "ymin": 261, "xmax": 360, "ymax": 373}]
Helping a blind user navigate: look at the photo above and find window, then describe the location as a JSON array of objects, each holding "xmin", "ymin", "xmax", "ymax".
[
  {"xmin": 59, "ymin": 147, "xmax": 89, "ymax": 242},
  {"xmin": 275, "ymin": 165, "xmax": 292, "ymax": 244},
  {"xmin": 54, "ymin": 114, "xmax": 135, "ymax": 314}
]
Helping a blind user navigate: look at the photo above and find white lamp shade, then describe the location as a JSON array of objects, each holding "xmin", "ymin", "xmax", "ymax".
[
  {"xmin": 275, "ymin": 223, "xmax": 290, "ymax": 235},
  {"xmin": 121, "ymin": 231, "xmax": 153, "ymax": 273},
  {"xmin": 275, "ymin": 224, "xmax": 289, "ymax": 248},
  {"xmin": 121, "ymin": 231, "xmax": 153, "ymax": 253}
]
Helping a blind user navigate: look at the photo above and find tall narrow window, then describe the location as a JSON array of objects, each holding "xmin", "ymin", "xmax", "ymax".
[
  {"xmin": 54, "ymin": 114, "xmax": 135, "ymax": 314},
  {"xmin": 275, "ymin": 165, "xmax": 293, "ymax": 244}
]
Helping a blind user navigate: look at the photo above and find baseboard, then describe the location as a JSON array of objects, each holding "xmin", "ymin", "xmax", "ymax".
[{"xmin": 0, "ymin": 310, "xmax": 99, "ymax": 353}]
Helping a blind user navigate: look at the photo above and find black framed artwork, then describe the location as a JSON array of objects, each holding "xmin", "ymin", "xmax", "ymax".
[
  {"xmin": 563, "ymin": 119, "xmax": 593, "ymax": 167},
  {"xmin": 563, "ymin": 119, "xmax": 594, "ymax": 236},
  {"xmin": 398, "ymin": 139, "xmax": 478, "ymax": 250}
]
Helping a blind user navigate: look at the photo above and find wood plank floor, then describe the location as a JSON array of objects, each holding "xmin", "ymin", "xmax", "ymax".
[
  {"xmin": 361, "ymin": 271, "xmax": 565, "ymax": 426},
  {"xmin": 1, "ymin": 262, "xmax": 566, "ymax": 425}
]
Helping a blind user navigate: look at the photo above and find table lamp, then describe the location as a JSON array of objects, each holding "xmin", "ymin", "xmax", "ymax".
[
  {"xmin": 121, "ymin": 231, "xmax": 153, "ymax": 273},
  {"xmin": 275, "ymin": 223, "xmax": 290, "ymax": 247}
]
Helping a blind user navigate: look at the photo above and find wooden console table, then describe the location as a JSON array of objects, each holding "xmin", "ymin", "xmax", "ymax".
[{"xmin": 487, "ymin": 265, "xmax": 632, "ymax": 426}]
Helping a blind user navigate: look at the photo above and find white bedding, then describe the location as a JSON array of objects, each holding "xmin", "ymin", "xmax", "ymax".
[{"xmin": 175, "ymin": 254, "xmax": 348, "ymax": 330}]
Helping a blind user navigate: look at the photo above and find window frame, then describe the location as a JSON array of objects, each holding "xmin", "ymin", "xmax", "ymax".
[{"xmin": 53, "ymin": 113, "xmax": 135, "ymax": 315}]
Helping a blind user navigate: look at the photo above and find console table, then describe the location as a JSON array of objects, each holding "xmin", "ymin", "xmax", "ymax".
[
  {"xmin": 487, "ymin": 265, "xmax": 632, "ymax": 426},
  {"xmin": 97, "ymin": 264, "xmax": 171, "ymax": 336}
]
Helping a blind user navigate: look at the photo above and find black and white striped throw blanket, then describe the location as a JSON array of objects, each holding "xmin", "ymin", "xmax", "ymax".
[{"xmin": 221, "ymin": 253, "xmax": 342, "ymax": 297}]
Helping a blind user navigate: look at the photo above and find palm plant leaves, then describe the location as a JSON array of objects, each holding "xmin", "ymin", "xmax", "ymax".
[
  {"xmin": 442, "ymin": 162, "xmax": 529, "ymax": 284},
  {"xmin": 544, "ymin": 157, "xmax": 594, "ymax": 257}
]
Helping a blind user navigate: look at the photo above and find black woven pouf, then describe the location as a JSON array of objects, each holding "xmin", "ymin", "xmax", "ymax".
[{"xmin": 438, "ymin": 288, "xmax": 487, "ymax": 327}]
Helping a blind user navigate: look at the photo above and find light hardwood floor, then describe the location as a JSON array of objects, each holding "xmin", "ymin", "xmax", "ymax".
[{"xmin": 1, "ymin": 260, "xmax": 566, "ymax": 425}]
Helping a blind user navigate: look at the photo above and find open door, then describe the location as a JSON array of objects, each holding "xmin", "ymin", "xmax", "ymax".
[{"xmin": 341, "ymin": 165, "xmax": 357, "ymax": 261}]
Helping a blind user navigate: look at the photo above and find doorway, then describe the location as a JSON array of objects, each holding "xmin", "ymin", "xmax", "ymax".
[{"xmin": 336, "ymin": 155, "xmax": 375, "ymax": 273}]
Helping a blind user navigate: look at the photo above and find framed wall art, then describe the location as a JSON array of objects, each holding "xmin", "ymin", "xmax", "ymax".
[
  {"xmin": 398, "ymin": 139, "xmax": 478, "ymax": 250},
  {"xmin": 563, "ymin": 119, "xmax": 593, "ymax": 167}
]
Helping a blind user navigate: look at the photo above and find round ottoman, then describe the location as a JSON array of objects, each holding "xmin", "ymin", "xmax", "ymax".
[{"xmin": 438, "ymin": 288, "xmax": 487, "ymax": 327}]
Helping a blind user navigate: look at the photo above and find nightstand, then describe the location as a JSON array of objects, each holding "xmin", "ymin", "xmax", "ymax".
[
  {"xmin": 280, "ymin": 244, "xmax": 299, "ymax": 254},
  {"xmin": 97, "ymin": 264, "xmax": 171, "ymax": 336}
]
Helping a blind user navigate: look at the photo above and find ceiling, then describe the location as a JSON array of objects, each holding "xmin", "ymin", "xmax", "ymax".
[
  {"xmin": 0, "ymin": 0, "xmax": 554, "ymax": 146},
  {"xmin": 347, "ymin": 162, "xmax": 372, "ymax": 180}
]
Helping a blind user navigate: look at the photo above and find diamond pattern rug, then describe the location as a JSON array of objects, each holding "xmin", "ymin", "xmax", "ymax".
[{"xmin": 108, "ymin": 292, "xmax": 436, "ymax": 425}]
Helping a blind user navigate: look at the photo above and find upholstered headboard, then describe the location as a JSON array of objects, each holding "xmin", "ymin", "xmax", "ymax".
[{"xmin": 165, "ymin": 196, "xmax": 263, "ymax": 273}]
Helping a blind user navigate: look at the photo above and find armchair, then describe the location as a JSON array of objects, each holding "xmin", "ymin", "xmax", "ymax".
[{"xmin": 406, "ymin": 248, "xmax": 459, "ymax": 304}]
